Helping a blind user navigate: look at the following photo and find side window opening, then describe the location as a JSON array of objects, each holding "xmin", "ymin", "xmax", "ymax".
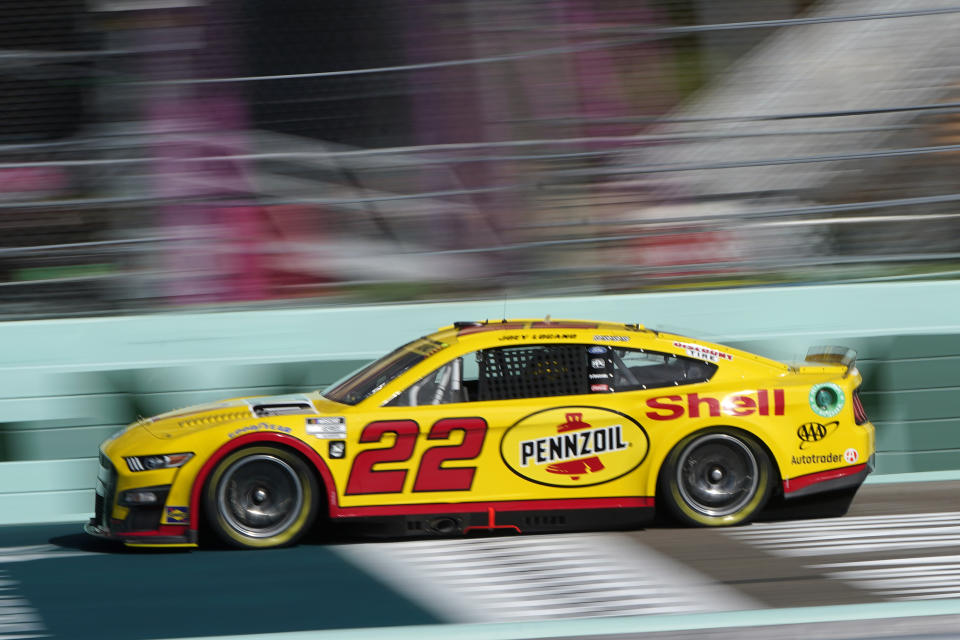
[
  {"xmin": 386, "ymin": 344, "xmax": 589, "ymax": 406},
  {"xmin": 604, "ymin": 347, "xmax": 717, "ymax": 391},
  {"xmin": 387, "ymin": 344, "xmax": 718, "ymax": 406},
  {"xmin": 386, "ymin": 358, "xmax": 465, "ymax": 407},
  {"xmin": 478, "ymin": 344, "xmax": 588, "ymax": 401}
]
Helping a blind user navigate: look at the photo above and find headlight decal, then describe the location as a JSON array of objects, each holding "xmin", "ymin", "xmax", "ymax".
[{"xmin": 125, "ymin": 453, "xmax": 194, "ymax": 472}]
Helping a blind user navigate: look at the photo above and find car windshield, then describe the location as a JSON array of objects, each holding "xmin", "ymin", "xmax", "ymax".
[{"xmin": 322, "ymin": 337, "xmax": 446, "ymax": 405}]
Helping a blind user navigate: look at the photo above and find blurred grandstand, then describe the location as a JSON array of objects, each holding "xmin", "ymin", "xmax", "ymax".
[{"xmin": 2, "ymin": 0, "xmax": 960, "ymax": 318}]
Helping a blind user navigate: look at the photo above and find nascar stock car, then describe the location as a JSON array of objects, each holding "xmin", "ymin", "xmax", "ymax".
[{"xmin": 85, "ymin": 319, "xmax": 875, "ymax": 549}]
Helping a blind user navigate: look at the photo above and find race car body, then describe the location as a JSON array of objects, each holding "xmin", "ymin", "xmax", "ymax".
[{"xmin": 85, "ymin": 319, "xmax": 875, "ymax": 548}]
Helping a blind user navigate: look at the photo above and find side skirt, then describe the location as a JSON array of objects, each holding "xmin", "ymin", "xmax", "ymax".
[{"xmin": 330, "ymin": 506, "xmax": 655, "ymax": 539}]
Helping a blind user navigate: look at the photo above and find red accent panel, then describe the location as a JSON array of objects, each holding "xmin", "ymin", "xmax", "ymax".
[
  {"xmin": 783, "ymin": 464, "xmax": 867, "ymax": 494},
  {"xmin": 188, "ymin": 432, "xmax": 339, "ymax": 532},
  {"xmin": 119, "ymin": 525, "xmax": 187, "ymax": 537},
  {"xmin": 332, "ymin": 496, "xmax": 653, "ymax": 518},
  {"xmin": 463, "ymin": 507, "xmax": 522, "ymax": 534},
  {"xmin": 413, "ymin": 417, "xmax": 487, "ymax": 492},
  {"xmin": 458, "ymin": 323, "xmax": 525, "ymax": 335}
]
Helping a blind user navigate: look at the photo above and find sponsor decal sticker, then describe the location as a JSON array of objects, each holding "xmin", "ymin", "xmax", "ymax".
[
  {"xmin": 589, "ymin": 373, "xmax": 612, "ymax": 380},
  {"xmin": 809, "ymin": 382, "xmax": 845, "ymax": 418},
  {"xmin": 797, "ymin": 421, "xmax": 839, "ymax": 449},
  {"xmin": 594, "ymin": 335, "xmax": 630, "ymax": 342},
  {"xmin": 645, "ymin": 389, "xmax": 785, "ymax": 421},
  {"xmin": 587, "ymin": 346, "xmax": 609, "ymax": 355},
  {"xmin": 672, "ymin": 341, "xmax": 732, "ymax": 363},
  {"xmin": 590, "ymin": 383, "xmax": 611, "ymax": 392},
  {"xmin": 166, "ymin": 506, "xmax": 189, "ymax": 523},
  {"xmin": 500, "ymin": 407, "xmax": 649, "ymax": 487},
  {"xmin": 228, "ymin": 422, "xmax": 292, "ymax": 439},
  {"xmin": 590, "ymin": 358, "xmax": 606, "ymax": 369},
  {"xmin": 791, "ymin": 452, "xmax": 845, "ymax": 465},
  {"xmin": 790, "ymin": 450, "xmax": 860, "ymax": 465},
  {"xmin": 328, "ymin": 441, "xmax": 346, "ymax": 459},
  {"xmin": 306, "ymin": 416, "xmax": 347, "ymax": 439}
]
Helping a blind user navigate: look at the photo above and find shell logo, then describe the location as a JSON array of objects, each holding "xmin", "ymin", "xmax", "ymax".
[{"xmin": 500, "ymin": 407, "xmax": 649, "ymax": 487}]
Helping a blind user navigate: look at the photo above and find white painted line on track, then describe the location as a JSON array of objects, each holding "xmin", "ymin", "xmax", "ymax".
[
  {"xmin": 333, "ymin": 532, "xmax": 759, "ymax": 623},
  {"xmin": 0, "ymin": 571, "xmax": 45, "ymax": 639},
  {"xmin": 813, "ymin": 554, "xmax": 960, "ymax": 568},
  {"xmin": 726, "ymin": 512, "xmax": 960, "ymax": 556},
  {"xmin": 727, "ymin": 513, "xmax": 960, "ymax": 600},
  {"xmin": 732, "ymin": 512, "xmax": 960, "ymax": 531},
  {"xmin": 0, "ymin": 545, "xmax": 98, "ymax": 564}
]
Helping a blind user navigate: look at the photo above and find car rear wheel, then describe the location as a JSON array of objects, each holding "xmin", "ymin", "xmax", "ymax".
[
  {"xmin": 659, "ymin": 429, "xmax": 773, "ymax": 527},
  {"xmin": 204, "ymin": 446, "xmax": 319, "ymax": 549}
]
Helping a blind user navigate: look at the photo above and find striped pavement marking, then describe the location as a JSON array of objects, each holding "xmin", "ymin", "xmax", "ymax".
[
  {"xmin": 813, "ymin": 555, "xmax": 960, "ymax": 601},
  {"xmin": 0, "ymin": 545, "xmax": 96, "ymax": 565},
  {"xmin": 333, "ymin": 532, "xmax": 758, "ymax": 622},
  {"xmin": 726, "ymin": 511, "xmax": 960, "ymax": 601},
  {"xmin": 726, "ymin": 512, "xmax": 960, "ymax": 556},
  {"xmin": 0, "ymin": 544, "xmax": 97, "ymax": 639},
  {"xmin": 0, "ymin": 571, "xmax": 45, "ymax": 640}
]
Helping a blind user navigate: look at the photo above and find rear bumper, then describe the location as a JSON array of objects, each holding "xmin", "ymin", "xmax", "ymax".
[{"xmin": 782, "ymin": 454, "xmax": 874, "ymax": 499}]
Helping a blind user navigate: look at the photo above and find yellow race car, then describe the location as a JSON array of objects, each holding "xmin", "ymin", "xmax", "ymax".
[{"xmin": 85, "ymin": 319, "xmax": 875, "ymax": 549}]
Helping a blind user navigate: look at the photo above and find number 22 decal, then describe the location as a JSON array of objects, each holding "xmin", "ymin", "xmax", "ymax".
[{"xmin": 345, "ymin": 418, "xmax": 487, "ymax": 495}]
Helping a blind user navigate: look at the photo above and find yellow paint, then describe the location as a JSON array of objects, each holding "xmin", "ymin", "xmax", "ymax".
[{"xmin": 99, "ymin": 319, "xmax": 875, "ymax": 546}]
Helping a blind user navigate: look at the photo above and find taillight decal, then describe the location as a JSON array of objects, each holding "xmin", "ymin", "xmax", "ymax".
[{"xmin": 853, "ymin": 389, "xmax": 868, "ymax": 425}]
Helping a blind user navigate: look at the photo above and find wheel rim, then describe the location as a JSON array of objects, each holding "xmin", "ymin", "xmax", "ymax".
[
  {"xmin": 676, "ymin": 434, "xmax": 759, "ymax": 518},
  {"xmin": 217, "ymin": 454, "xmax": 304, "ymax": 538}
]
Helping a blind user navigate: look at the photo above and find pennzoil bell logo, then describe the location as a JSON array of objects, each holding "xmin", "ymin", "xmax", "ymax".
[
  {"xmin": 796, "ymin": 421, "xmax": 839, "ymax": 449},
  {"xmin": 501, "ymin": 407, "xmax": 648, "ymax": 487}
]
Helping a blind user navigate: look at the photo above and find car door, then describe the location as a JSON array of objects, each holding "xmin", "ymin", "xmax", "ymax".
[{"xmin": 337, "ymin": 342, "xmax": 653, "ymax": 510}]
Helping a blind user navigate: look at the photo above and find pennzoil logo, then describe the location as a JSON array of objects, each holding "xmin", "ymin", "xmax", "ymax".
[{"xmin": 501, "ymin": 407, "xmax": 648, "ymax": 487}]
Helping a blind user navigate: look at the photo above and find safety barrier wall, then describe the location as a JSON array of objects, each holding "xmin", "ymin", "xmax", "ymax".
[{"xmin": 2, "ymin": 280, "xmax": 959, "ymax": 524}]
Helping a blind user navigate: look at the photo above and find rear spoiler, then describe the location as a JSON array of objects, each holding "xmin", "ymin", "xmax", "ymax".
[{"xmin": 805, "ymin": 346, "xmax": 857, "ymax": 377}]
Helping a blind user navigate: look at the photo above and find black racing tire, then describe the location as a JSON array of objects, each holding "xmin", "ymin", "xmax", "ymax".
[
  {"xmin": 658, "ymin": 428, "xmax": 773, "ymax": 527},
  {"xmin": 204, "ymin": 445, "xmax": 319, "ymax": 549}
]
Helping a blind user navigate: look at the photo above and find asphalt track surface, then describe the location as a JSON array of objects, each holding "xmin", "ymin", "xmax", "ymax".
[{"xmin": 2, "ymin": 479, "xmax": 959, "ymax": 640}]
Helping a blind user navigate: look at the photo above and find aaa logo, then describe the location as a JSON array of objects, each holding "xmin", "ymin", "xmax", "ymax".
[{"xmin": 797, "ymin": 421, "xmax": 839, "ymax": 449}]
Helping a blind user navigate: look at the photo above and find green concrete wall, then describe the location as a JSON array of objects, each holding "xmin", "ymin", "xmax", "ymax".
[{"xmin": 3, "ymin": 281, "xmax": 960, "ymax": 524}]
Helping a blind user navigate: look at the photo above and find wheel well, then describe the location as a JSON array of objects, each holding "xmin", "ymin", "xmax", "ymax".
[
  {"xmin": 198, "ymin": 440, "xmax": 331, "ymax": 531},
  {"xmin": 655, "ymin": 425, "xmax": 783, "ymax": 499}
]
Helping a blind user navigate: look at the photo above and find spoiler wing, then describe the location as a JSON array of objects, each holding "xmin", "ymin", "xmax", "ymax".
[{"xmin": 805, "ymin": 346, "xmax": 857, "ymax": 377}]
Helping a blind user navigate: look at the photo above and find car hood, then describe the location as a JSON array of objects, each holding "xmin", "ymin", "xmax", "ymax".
[{"xmin": 142, "ymin": 392, "xmax": 344, "ymax": 439}]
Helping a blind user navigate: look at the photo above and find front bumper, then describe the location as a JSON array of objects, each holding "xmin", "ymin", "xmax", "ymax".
[
  {"xmin": 86, "ymin": 453, "xmax": 196, "ymax": 547},
  {"xmin": 84, "ymin": 520, "xmax": 197, "ymax": 547}
]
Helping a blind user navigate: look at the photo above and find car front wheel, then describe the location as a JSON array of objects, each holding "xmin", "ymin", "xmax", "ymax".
[
  {"xmin": 204, "ymin": 445, "xmax": 319, "ymax": 549},
  {"xmin": 659, "ymin": 429, "xmax": 773, "ymax": 527}
]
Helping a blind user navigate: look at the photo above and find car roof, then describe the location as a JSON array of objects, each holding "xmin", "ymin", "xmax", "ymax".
[
  {"xmin": 424, "ymin": 318, "xmax": 789, "ymax": 373},
  {"xmin": 429, "ymin": 318, "xmax": 645, "ymax": 341}
]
